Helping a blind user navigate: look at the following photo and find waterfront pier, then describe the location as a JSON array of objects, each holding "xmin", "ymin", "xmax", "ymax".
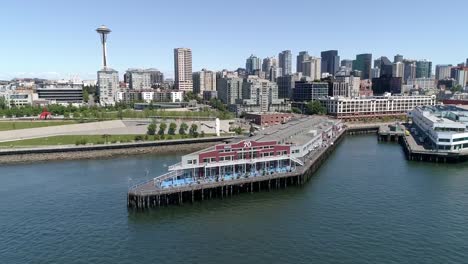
[{"xmin": 128, "ymin": 117, "xmax": 345, "ymax": 210}]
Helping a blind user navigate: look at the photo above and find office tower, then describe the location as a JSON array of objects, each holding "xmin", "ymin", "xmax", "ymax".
[
  {"xmin": 353, "ymin": 54, "xmax": 372, "ymax": 79},
  {"xmin": 269, "ymin": 66, "xmax": 282, "ymax": 82},
  {"xmin": 302, "ymin": 57, "xmax": 322, "ymax": 80},
  {"xmin": 96, "ymin": 25, "xmax": 118, "ymax": 105},
  {"xmin": 466, "ymin": 58, "xmax": 468, "ymax": 67},
  {"xmin": 193, "ymin": 69, "xmax": 217, "ymax": 94},
  {"xmin": 372, "ymin": 76, "xmax": 403, "ymax": 95},
  {"xmin": 394, "ymin": 54, "xmax": 404, "ymax": 63},
  {"xmin": 321, "ymin": 50, "xmax": 340, "ymax": 75},
  {"xmin": 217, "ymin": 76, "xmax": 243, "ymax": 105},
  {"xmin": 293, "ymin": 80, "xmax": 329, "ymax": 101},
  {"xmin": 174, "ymin": 48, "xmax": 193, "ymax": 91},
  {"xmin": 374, "ymin": 56, "xmax": 393, "ymax": 77},
  {"xmin": 435, "ymin": 65, "xmax": 452, "ymax": 80},
  {"xmin": 296, "ymin": 51, "xmax": 310, "ymax": 74},
  {"xmin": 278, "ymin": 50, "xmax": 292, "ymax": 75},
  {"xmin": 392, "ymin": 62, "xmax": 405, "ymax": 78},
  {"xmin": 341, "ymin": 59, "xmax": 353, "ymax": 69},
  {"xmin": 277, "ymin": 73, "xmax": 301, "ymax": 99},
  {"xmin": 403, "ymin": 60, "xmax": 417, "ymax": 82},
  {"xmin": 416, "ymin": 60, "xmax": 432, "ymax": 78},
  {"xmin": 246, "ymin": 55, "xmax": 261, "ymax": 75},
  {"xmin": 371, "ymin": 67, "xmax": 381, "ymax": 79}
]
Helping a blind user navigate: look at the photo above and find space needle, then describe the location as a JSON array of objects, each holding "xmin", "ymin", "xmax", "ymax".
[{"xmin": 96, "ymin": 25, "xmax": 112, "ymax": 69}]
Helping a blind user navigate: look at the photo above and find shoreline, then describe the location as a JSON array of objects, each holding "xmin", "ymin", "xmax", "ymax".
[{"xmin": 0, "ymin": 138, "xmax": 232, "ymax": 165}]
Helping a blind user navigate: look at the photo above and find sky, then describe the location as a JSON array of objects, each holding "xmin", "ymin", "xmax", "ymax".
[{"xmin": 1, "ymin": 0, "xmax": 467, "ymax": 80}]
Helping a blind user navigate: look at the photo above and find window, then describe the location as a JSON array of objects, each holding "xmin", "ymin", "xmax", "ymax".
[{"xmin": 438, "ymin": 138, "xmax": 450, "ymax": 142}]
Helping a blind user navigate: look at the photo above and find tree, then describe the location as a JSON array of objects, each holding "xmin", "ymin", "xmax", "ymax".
[
  {"xmin": 0, "ymin": 96, "xmax": 7, "ymax": 110},
  {"xmin": 189, "ymin": 124, "xmax": 199, "ymax": 137},
  {"xmin": 147, "ymin": 122, "xmax": 156, "ymax": 135},
  {"xmin": 83, "ymin": 90, "xmax": 89, "ymax": 103},
  {"xmin": 101, "ymin": 134, "xmax": 111, "ymax": 144},
  {"xmin": 291, "ymin": 107, "xmax": 302, "ymax": 114},
  {"xmin": 234, "ymin": 127, "xmax": 243, "ymax": 135},
  {"xmin": 451, "ymin": 85, "xmax": 463, "ymax": 93},
  {"xmin": 158, "ymin": 123, "xmax": 167, "ymax": 136},
  {"xmin": 168, "ymin": 122, "xmax": 177, "ymax": 135},
  {"xmin": 306, "ymin": 100, "xmax": 326, "ymax": 115},
  {"xmin": 179, "ymin": 122, "xmax": 188, "ymax": 135}
]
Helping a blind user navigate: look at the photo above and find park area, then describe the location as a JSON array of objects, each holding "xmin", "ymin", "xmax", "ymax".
[{"xmin": 0, "ymin": 121, "xmax": 78, "ymax": 131}]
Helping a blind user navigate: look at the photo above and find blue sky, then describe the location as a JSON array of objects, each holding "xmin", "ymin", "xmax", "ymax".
[{"xmin": 1, "ymin": 0, "xmax": 467, "ymax": 80}]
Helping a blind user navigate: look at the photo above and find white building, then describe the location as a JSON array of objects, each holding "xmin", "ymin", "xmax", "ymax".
[
  {"xmin": 407, "ymin": 78, "xmax": 436, "ymax": 90},
  {"xmin": 435, "ymin": 65, "xmax": 452, "ymax": 80},
  {"xmin": 302, "ymin": 57, "xmax": 321, "ymax": 81},
  {"xmin": 98, "ymin": 68, "xmax": 119, "ymax": 105},
  {"xmin": 319, "ymin": 95, "xmax": 436, "ymax": 119},
  {"xmin": 411, "ymin": 105, "xmax": 468, "ymax": 152},
  {"xmin": 392, "ymin": 62, "xmax": 405, "ymax": 78}
]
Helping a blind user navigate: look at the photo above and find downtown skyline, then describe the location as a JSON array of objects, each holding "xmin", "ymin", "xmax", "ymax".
[{"xmin": 1, "ymin": 0, "xmax": 467, "ymax": 80}]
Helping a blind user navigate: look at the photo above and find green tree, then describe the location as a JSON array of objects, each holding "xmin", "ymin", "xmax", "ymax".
[
  {"xmin": 158, "ymin": 123, "xmax": 167, "ymax": 136},
  {"xmin": 0, "ymin": 96, "xmax": 7, "ymax": 110},
  {"xmin": 147, "ymin": 122, "xmax": 156, "ymax": 135},
  {"xmin": 168, "ymin": 122, "xmax": 177, "ymax": 135},
  {"xmin": 189, "ymin": 124, "xmax": 199, "ymax": 137},
  {"xmin": 306, "ymin": 101, "xmax": 326, "ymax": 115},
  {"xmin": 179, "ymin": 122, "xmax": 188, "ymax": 135},
  {"xmin": 234, "ymin": 126, "xmax": 243, "ymax": 135},
  {"xmin": 83, "ymin": 90, "xmax": 89, "ymax": 103}
]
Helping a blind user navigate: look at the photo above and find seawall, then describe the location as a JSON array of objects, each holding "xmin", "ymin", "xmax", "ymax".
[{"xmin": 0, "ymin": 137, "xmax": 233, "ymax": 164}]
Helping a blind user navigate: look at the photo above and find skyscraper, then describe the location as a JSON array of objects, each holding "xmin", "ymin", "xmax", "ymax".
[
  {"xmin": 296, "ymin": 51, "xmax": 310, "ymax": 74},
  {"xmin": 321, "ymin": 50, "xmax": 340, "ymax": 75},
  {"xmin": 278, "ymin": 50, "xmax": 292, "ymax": 75},
  {"xmin": 262, "ymin": 57, "xmax": 277, "ymax": 79},
  {"xmin": 353, "ymin": 54, "xmax": 372, "ymax": 79},
  {"xmin": 394, "ymin": 54, "xmax": 404, "ymax": 63},
  {"xmin": 341, "ymin": 59, "xmax": 353, "ymax": 69},
  {"xmin": 392, "ymin": 62, "xmax": 405, "ymax": 78},
  {"xmin": 193, "ymin": 69, "xmax": 217, "ymax": 94},
  {"xmin": 302, "ymin": 57, "xmax": 321, "ymax": 81},
  {"xmin": 435, "ymin": 65, "xmax": 452, "ymax": 80},
  {"xmin": 403, "ymin": 60, "xmax": 417, "ymax": 82},
  {"xmin": 416, "ymin": 60, "xmax": 432, "ymax": 78},
  {"xmin": 374, "ymin": 56, "xmax": 393, "ymax": 77},
  {"xmin": 174, "ymin": 48, "xmax": 193, "ymax": 91},
  {"xmin": 96, "ymin": 25, "xmax": 118, "ymax": 105},
  {"xmin": 246, "ymin": 55, "xmax": 261, "ymax": 75}
]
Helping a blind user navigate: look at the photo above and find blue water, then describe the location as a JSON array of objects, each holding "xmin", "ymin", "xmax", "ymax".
[{"xmin": 1, "ymin": 136, "xmax": 468, "ymax": 263}]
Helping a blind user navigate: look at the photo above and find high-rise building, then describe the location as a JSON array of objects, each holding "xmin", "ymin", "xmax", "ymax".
[
  {"xmin": 174, "ymin": 48, "xmax": 193, "ymax": 91},
  {"xmin": 278, "ymin": 50, "xmax": 292, "ymax": 75},
  {"xmin": 341, "ymin": 59, "xmax": 353, "ymax": 69},
  {"xmin": 374, "ymin": 56, "xmax": 393, "ymax": 77},
  {"xmin": 392, "ymin": 62, "xmax": 405, "ymax": 78},
  {"xmin": 321, "ymin": 50, "xmax": 340, "ymax": 75},
  {"xmin": 293, "ymin": 80, "xmax": 329, "ymax": 101},
  {"xmin": 372, "ymin": 76, "xmax": 402, "ymax": 95},
  {"xmin": 371, "ymin": 67, "xmax": 381, "ymax": 79},
  {"xmin": 394, "ymin": 54, "xmax": 404, "ymax": 63},
  {"xmin": 262, "ymin": 57, "xmax": 277, "ymax": 79},
  {"xmin": 296, "ymin": 51, "xmax": 310, "ymax": 74},
  {"xmin": 96, "ymin": 25, "xmax": 118, "ymax": 105},
  {"xmin": 435, "ymin": 65, "xmax": 452, "ymax": 80},
  {"xmin": 403, "ymin": 60, "xmax": 417, "ymax": 82},
  {"xmin": 217, "ymin": 76, "xmax": 243, "ymax": 105},
  {"xmin": 466, "ymin": 58, "xmax": 468, "ymax": 67},
  {"xmin": 193, "ymin": 69, "xmax": 217, "ymax": 94},
  {"xmin": 125, "ymin": 69, "xmax": 152, "ymax": 90},
  {"xmin": 237, "ymin": 76, "xmax": 289, "ymax": 113},
  {"xmin": 302, "ymin": 57, "xmax": 321, "ymax": 81},
  {"xmin": 416, "ymin": 60, "xmax": 432, "ymax": 79},
  {"xmin": 97, "ymin": 69, "xmax": 119, "ymax": 105},
  {"xmin": 246, "ymin": 55, "xmax": 261, "ymax": 75},
  {"xmin": 353, "ymin": 54, "xmax": 372, "ymax": 79},
  {"xmin": 276, "ymin": 73, "xmax": 301, "ymax": 99}
]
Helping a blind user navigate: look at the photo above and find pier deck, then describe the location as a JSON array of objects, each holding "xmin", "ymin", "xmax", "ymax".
[{"xmin": 128, "ymin": 129, "xmax": 345, "ymax": 209}]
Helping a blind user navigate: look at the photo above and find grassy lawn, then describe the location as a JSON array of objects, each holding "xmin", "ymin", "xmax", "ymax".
[
  {"xmin": 0, "ymin": 121, "xmax": 78, "ymax": 131},
  {"xmin": 0, "ymin": 134, "xmax": 214, "ymax": 148}
]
